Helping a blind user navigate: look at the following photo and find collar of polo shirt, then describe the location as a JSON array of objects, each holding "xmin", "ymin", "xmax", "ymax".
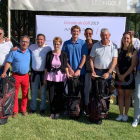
[
  {"xmin": 99, "ymin": 40, "xmax": 111, "ymax": 47},
  {"xmin": 70, "ymin": 38, "xmax": 80, "ymax": 44},
  {"xmin": 37, "ymin": 43, "xmax": 47, "ymax": 48}
]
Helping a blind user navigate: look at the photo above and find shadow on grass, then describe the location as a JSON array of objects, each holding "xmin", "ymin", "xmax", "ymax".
[
  {"xmin": 17, "ymin": 98, "xmax": 133, "ymax": 124},
  {"xmin": 18, "ymin": 98, "xmax": 50, "ymax": 116},
  {"xmin": 106, "ymin": 112, "xmax": 133, "ymax": 123},
  {"xmin": 58, "ymin": 110, "xmax": 134, "ymax": 125}
]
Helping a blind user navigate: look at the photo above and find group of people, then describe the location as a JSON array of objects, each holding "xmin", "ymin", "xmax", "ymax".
[{"xmin": 0, "ymin": 25, "xmax": 140, "ymax": 127}]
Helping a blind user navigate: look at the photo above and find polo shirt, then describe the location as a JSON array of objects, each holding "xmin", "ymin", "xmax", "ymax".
[
  {"xmin": 29, "ymin": 44, "xmax": 52, "ymax": 71},
  {"xmin": 62, "ymin": 38, "xmax": 88, "ymax": 75},
  {"xmin": 0, "ymin": 40, "xmax": 13, "ymax": 66},
  {"xmin": 7, "ymin": 48, "xmax": 31, "ymax": 74},
  {"xmin": 90, "ymin": 41, "xmax": 118, "ymax": 69}
]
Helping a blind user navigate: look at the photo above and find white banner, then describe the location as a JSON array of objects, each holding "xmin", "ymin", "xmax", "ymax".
[
  {"xmin": 10, "ymin": 0, "xmax": 140, "ymax": 13},
  {"xmin": 36, "ymin": 16, "xmax": 126, "ymax": 48}
]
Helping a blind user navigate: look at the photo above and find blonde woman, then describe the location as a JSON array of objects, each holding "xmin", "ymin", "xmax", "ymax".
[
  {"xmin": 115, "ymin": 32, "xmax": 137, "ymax": 121},
  {"xmin": 44, "ymin": 37, "xmax": 69, "ymax": 119}
]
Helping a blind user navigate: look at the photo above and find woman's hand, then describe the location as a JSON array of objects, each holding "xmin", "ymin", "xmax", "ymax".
[
  {"xmin": 44, "ymin": 80, "xmax": 47, "ymax": 85},
  {"xmin": 66, "ymin": 73, "xmax": 72, "ymax": 79},
  {"xmin": 118, "ymin": 74, "xmax": 125, "ymax": 82},
  {"xmin": 69, "ymin": 68, "xmax": 74, "ymax": 77}
]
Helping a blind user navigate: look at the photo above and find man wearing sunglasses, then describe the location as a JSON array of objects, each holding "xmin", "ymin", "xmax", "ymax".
[
  {"xmin": 128, "ymin": 30, "xmax": 140, "ymax": 51},
  {"xmin": 1, "ymin": 35, "xmax": 31, "ymax": 118},
  {"xmin": 84, "ymin": 28, "xmax": 98, "ymax": 114},
  {"xmin": 0, "ymin": 27, "xmax": 13, "ymax": 83}
]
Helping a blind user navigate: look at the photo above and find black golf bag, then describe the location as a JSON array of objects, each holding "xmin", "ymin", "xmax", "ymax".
[
  {"xmin": 64, "ymin": 77, "xmax": 81, "ymax": 119},
  {"xmin": 0, "ymin": 76, "xmax": 15, "ymax": 125},
  {"xmin": 89, "ymin": 77, "xmax": 109, "ymax": 124}
]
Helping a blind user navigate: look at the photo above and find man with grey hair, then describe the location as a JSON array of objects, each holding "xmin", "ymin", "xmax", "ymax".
[
  {"xmin": 129, "ymin": 30, "xmax": 140, "ymax": 50},
  {"xmin": 1, "ymin": 35, "xmax": 31, "ymax": 118},
  {"xmin": 0, "ymin": 27, "xmax": 13, "ymax": 83},
  {"xmin": 90, "ymin": 28, "xmax": 118, "ymax": 116}
]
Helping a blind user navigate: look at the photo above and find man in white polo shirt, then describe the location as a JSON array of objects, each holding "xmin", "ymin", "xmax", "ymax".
[
  {"xmin": 0, "ymin": 27, "xmax": 13, "ymax": 83},
  {"xmin": 29, "ymin": 34, "xmax": 52, "ymax": 115},
  {"xmin": 90, "ymin": 28, "xmax": 118, "ymax": 116},
  {"xmin": 128, "ymin": 30, "xmax": 140, "ymax": 51}
]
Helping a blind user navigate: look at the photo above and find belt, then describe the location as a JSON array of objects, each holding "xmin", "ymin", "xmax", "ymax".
[
  {"xmin": 12, "ymin": 72, "xmax": 27, "ymax": 76},
  {"xmin": 94, "ymin": 68, "xmax": 109, "ymax": 71},
  {"xmin": 31, "ymin": 68, "xmax": 44, "ymax": 86}
]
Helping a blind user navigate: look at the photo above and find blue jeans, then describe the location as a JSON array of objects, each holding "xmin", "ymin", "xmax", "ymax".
[
  {"xmin": 30, "ymin": 73, "xmax": 47, "ymax": 110},
  {"xmin": 0, "ymin": 67, "xmax": 10, "ymax": 84},
  {"xmin": 93, "ymin": 68, "xmax": 112, "ymax": 109},
  {"xmin": 134, "ymin": 71, "xmax": 140, "ymax": 121}
]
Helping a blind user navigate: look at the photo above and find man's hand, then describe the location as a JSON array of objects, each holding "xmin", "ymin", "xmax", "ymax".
[
  {"xmin": 91, "ymin": 71, "xmax": 96, "ymax": 80},
  {"xmin": 4, "ymin": 37, "xmax": 10, "ymax": 42},
  {"xmin": 1, "ymin": 73, "xmax": 7, "ymax": 78},
  {"xmin": 12, "ymin": 46, "xmax": 18, "ymax": 51},
  {"xmin": 103, "ymin": 72, "xmax": 109, "ymax": 79},
  {"xmin": 74, "ymin": 70, "xmax": 80, "ymax": 77}
]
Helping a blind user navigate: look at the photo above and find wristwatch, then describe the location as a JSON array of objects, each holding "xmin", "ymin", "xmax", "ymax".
[{"xmin": 78, "ymin": 67, "xmax": 82, "ymax": 70}]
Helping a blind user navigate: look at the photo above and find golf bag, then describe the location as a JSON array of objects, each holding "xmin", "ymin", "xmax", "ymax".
[
  {"xmin": 89, "ymin": 77, "xmax": 109, "ymax": 124},
  {"xmin": 0, "ymin": 76, "xmax": 15, "ymax": 125},
  {"xmin": 64, "ymin": 77, "xmax": 81, "ymax": 119}
]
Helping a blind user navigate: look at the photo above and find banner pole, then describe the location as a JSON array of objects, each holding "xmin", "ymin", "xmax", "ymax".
[{"xmin": 8, "ymin": 0, "xmax": 11, "ymax": 39}]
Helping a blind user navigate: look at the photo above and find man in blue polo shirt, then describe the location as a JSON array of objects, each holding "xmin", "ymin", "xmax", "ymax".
[
  {"xmin": 62, "ymin": 25, "xmax": 88, "ymax": 114},
  {"xmin": 1, "ymin": 35, "xmax": 31, "ymax": 118}
]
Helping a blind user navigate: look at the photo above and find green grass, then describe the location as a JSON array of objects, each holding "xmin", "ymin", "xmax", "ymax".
[{"xmin": 0, "ymin": 90, "xmax": 140, "ymax": 140}]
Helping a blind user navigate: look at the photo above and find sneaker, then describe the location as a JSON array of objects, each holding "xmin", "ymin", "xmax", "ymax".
[
  {"xmin": 55, "ymin": 113, "xmax": 60, "ymax": 119},
  {"xmin": 116, "ymin": 115, "xmax": 123, "ymax": 121},
  {"xmin": 132, "ymin": 119, "xmax": 139, "ymax": 127},
  {"xmin": 84, "ymin": 105, "xmax": 89, "ymax": 115},
  {"xmin": 122, "ymin": 115, "xmax": 128, "ymax": 122},
  {"xmin": 40, "ymin": 110, "xmax": 45, "ymax": 115},
  {"xmin": 81, "ymin": 110, "xmax": 86, "ymax": 116},
  {"xmin": 50, "ymin": 114, "xmax": 55, "ymax": 119},
  {"xmin": 63, "ymin": 110, "xmax": 68, "ymax": 116},
  {"xmin": 21, "ymin": 111, "xmax": 28, "ymax": 116},
  {"xmin": 29, "ymin": 109, "xmax": 36, "ymax": 114},
  {"xmin": 12, "ymin": 112, "xmax": 18, "ymax": 118}
]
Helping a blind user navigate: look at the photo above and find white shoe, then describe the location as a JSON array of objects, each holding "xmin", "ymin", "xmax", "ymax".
[
  {"xmin": 122, "ymin": 115, "xmax": 128, "ymax": 122},
  {"xmin": 132, "ymin": 119, "xmax": 139, "ymax": 127},
  {"xmin": 55, "ymin": 113, "xmax": 59, "ymax": 119},
  {"xmin": 116, "ymin": 115, "xmax": 123, "ymax": 121}
]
